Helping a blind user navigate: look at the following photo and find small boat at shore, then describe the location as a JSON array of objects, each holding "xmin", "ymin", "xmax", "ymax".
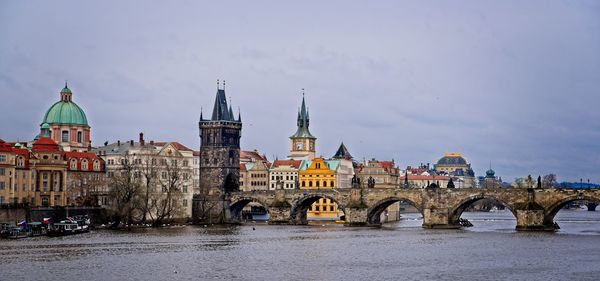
[{"xmin": 47, "ymin": 216, "xmax": 90, "ymax": 237}]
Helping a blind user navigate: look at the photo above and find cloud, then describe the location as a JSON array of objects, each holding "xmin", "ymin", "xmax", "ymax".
[{"xmin": 1, "ymin": 0, "xmax": 598, "ymax": 183}]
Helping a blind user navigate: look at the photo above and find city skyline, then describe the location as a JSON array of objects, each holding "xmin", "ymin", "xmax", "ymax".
[{"xmin": 1, "ymin": 1, "xmax": 598, "ymax": 183}]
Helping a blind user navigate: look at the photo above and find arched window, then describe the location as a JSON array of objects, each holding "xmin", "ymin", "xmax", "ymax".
[
  {"xmin": 81, "ymin": 159, "xmax": 88, "ymax": 170},
  {"xmin": 316, "ymin": 181, "xmax": 320, "ymax": 187},
  {"xmin": 323, "ymin": 181, "xmax": 327, "ymax": 187},
  {"xmin": 330, "ymin": 181, "xmax": 335, "ymax": 188},
  {"xmin": 77, "ymin": 131, "xmax": 82, "ymax": 143},
  {"xmin": 70, "ymin": 159, "xmax": 77, "ymax": 170},
  {"xmin": 301, "ymin": 181, "xmax": 306, "ymax": 187},
  {"xmin": 309, "ymin": 181, "xmax": 313, "ymax": 187}
]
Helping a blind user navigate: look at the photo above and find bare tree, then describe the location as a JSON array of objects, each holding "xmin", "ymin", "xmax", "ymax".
[
  {"xmin": 107, "ymin": 153, "xmax": 143, "ymax": 229},
  {"xmin": 68, "ymin": 172, "xmax": 107, "ymax": 206},
  {"xmin": 542, "ymin": 174, "xmax": 558, "ymax": 189},
  {"xmin": 147, "ymin": 159, "xmax": 185, "ymax": 226},
  {"xmin": 135, "ymin": 147, "xmax": 158, "ymax": 223}
]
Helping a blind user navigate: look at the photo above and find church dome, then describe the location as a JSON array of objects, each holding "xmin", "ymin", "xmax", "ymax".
[
  {"xmin": 486, "ymin": 169, "xmax": 495, "ymax": 177},
  {"xmin": 41, "ymin": 85, "xmax": 89, "ymax": 126},
  {"xmin": 437, "ymin": 153, "xmax": 467, "ymax": 165}
]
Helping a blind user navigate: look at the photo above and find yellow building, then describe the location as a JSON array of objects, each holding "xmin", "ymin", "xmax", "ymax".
[{"xmin": 299, "ymin": 158, "xmax": 341, "ymax": 220}]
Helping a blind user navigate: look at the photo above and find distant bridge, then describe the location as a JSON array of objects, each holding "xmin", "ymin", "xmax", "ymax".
[{"xmin": 228, "ymin": 188, "xmax": 600, "ymax": 231}]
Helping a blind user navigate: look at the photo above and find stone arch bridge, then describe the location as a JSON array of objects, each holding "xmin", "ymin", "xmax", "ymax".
[{"xmin": 228, "ymin": 188, "xmax": 600, "ymax": 231}]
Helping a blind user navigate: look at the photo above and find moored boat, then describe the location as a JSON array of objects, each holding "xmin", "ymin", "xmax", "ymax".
[{"xmin": 47, "ymin": 216, "xmax": 90, "ymax": 237}]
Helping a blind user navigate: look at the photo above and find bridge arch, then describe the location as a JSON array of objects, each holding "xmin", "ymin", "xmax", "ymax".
[
  {"xmin": 543, "ymin": 194, "xmax": 600, "ymax": 226},
  {"xmin": 367, "ymin": 197, "xmax": 423, "ymax": 225},
  {"xmin": 290, "ymin": 193, "xmax": 345, "ymax": 225},
  {"xmin": 449, "ymin": 194, "xmax": 517, "ymax": 225},
  {"xmin": 230, "ymin": 197, "xmax": 270, "ymax": 221}
]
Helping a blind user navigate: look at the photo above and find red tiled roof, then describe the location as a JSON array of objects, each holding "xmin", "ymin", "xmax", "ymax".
[
  {"xmin": 32, "ymin": 137, "xmax": 60, "ymax": 152},
  {"xmin": 64, "ymin": 151, "xmax": 104, "ymax": 172},
  {"xmin": 0, "ymin": 139, "xmax": 13, "ymax": 152},
  {"xmin": 241, "ymin": 150, "xmax": 267, "ymax": 161},
  {"xmin": 64, "ymin": 151, "xmax": 102, "ymax": 160},
  {"xmin": 240, "ymin": 163, "xmax": 246, "ymax": 171},
  {"xmin": 272, "ymin": 159, "xmax": 302, "ymax": 169}
]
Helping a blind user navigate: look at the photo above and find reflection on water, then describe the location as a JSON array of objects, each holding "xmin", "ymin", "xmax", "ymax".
[{"xmin": 1, "ymin": 210, "xmax": 599, "ymax": 280}]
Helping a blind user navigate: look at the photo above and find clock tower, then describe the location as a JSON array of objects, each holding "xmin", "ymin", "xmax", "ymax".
[{"xmin": 288, "ymin": 94, "xmax": 316, "ymax": 160}]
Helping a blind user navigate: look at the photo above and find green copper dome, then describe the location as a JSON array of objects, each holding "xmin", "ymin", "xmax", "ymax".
[{"xmin": 42, "ymin": 85, "xmax": 89, "ymax": 126}]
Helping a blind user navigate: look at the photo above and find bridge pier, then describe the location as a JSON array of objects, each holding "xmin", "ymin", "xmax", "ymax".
[
  {"xmin": 422, "ymin": 208, "xmax": 461, "ymax": 229},
  {"xmin": 587, "ymin": 202, "xmax": 597, "ymax": 211},
  {"xmin": 344, "ymin": 208, "xmax": 369, "ymax": 226},
  {"xmin": 515, "ymin": 209, "xmax": 554, "ymax": 231},
  {"xmin": 268, "ymin": 206, "xmax": 292, "ymax": 225}
]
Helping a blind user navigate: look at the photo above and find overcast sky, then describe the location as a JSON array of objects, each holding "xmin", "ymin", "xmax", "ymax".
[{"xmin": 1, "ymin": 1, "xmax": 599, "ymax": 183}]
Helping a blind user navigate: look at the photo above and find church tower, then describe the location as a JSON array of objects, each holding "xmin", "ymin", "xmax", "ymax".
[
  {"xmin": 288, "ymin": 94, "xmax": 316, "ymax": 160},
  {"xmin": 193, "ymin": 81, "xmax": 242, "ymax": 223}
]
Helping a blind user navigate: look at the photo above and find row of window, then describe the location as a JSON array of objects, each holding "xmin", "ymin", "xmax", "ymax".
[
  {"xmin": 310, "ymin": 204, "xmax": 335, "ymax": 212},
  {"xmin": 272, "ymin": 175, "xmax": 296, "ymax": 181},
  {"xmin": 107, "ymin": 158, "xmax": 190, "ymax": 167},
  {"xmin": 301, "ymin": 180, "xmax": 335, "ymax": 188},
  {"xmin": 271, "ymin": 183, "xmax": 296, "ymax": 189},
  {"xmin": 250, "ymin": 181, "xmax": 267, "ymax": 186},
  {"xmin": 61, "ymin": 130, "xmax": 85, "ymax": 143},
  {"xmin": 300, "ymin": 174, "xmax": 334, "ymax": 178}
]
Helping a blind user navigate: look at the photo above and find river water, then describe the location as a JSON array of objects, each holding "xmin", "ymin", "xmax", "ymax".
[{"xmin": 1, "ymin": 210, "xmax": 599, "ymax": 281}]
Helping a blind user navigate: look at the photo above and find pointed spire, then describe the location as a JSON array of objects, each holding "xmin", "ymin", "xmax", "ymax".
[
  {"xmin": 199, "ymin": 107, "xmax": 203, "ymax": 121},
  {"xmin": 290, "ymin": 91, "xmax": 315, "ymax": 139},
  {"xmin": 333, "ymin": 142, "xmax": 352, "ymax": 160},
  {"xmin": 238, "ymin": 107, "xmax": 242, "ymax": 122},
  {"xmin": 211, "ymin": 78, "xmax": 231, "ymax": 120}
]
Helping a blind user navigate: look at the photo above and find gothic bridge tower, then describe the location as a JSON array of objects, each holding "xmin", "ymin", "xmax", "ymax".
[{"xmin": 193, "ymin": 81, "xmax": 242, "ymax": 223}]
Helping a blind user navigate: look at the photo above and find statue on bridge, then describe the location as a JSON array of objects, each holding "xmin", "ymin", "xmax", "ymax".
[
  {"xmin": 351, "ymin": 175, "xmax": 361, "ymax": 189},
  {"xmin": 367, "ymin": 176, "xmax": 376, "ymax": 188},
  {"xmin": 447, "ymin": 177, "xmax": 455, "ymax": 189}
]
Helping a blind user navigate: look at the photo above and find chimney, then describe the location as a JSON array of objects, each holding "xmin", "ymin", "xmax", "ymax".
[
  {"xmin": 150, "ymin": 140, "xmax": 154, "ymax": 145},
  {"xmin": 130, "ymin": 140, "xmax": 134, "ymax": 146},
  {"xmin": 139, "ymin": 132, "xmax": 145, "ymax": 146},
  {"xmin": 117, "ymin": 140, "xmax": 121, "ymax": 146}
]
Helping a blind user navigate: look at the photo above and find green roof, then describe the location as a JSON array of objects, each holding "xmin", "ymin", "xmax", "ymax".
[
  {"xmin": 42, "ymin": 100, "xmax": 88, "ymax": 126},
  {"xmin": 61, "ymin": 86, "xmax": 72, "ymax": 93}
]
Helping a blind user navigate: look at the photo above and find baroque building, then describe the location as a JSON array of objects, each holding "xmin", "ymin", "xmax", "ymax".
[
  {"xmin": 434, "ymin": 152, "xmax": 476, "ymax": 188},
  {"xmin": 299, "ymin": 157, "xmax": 341, "ymax": 220},
  {"xmin": 193, "ymin": 82, "xmax": 242, "ymax": 223},
  {"xmin": 288, "ymin": 95, "xmax": 316, "ymax": 160},
  {"xmin": 40, "ymin": 83, "xmax": 92, "ymax": 152}
]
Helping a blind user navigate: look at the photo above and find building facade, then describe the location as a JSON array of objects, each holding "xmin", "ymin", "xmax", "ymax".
[
  {"xmin": 94, "ymin": 134, "xmax": 194, "ymax": 219},
  {"xmin": 269, "ymin": 160, "xmax": 302, "ymax": 190},
  {"xmin": 357, "ymin": 159, "xmax": 399, "ymax": 189},
  {"xmin": 299, "ymin": 158, "xmax": 341, "ymax": 220}
]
